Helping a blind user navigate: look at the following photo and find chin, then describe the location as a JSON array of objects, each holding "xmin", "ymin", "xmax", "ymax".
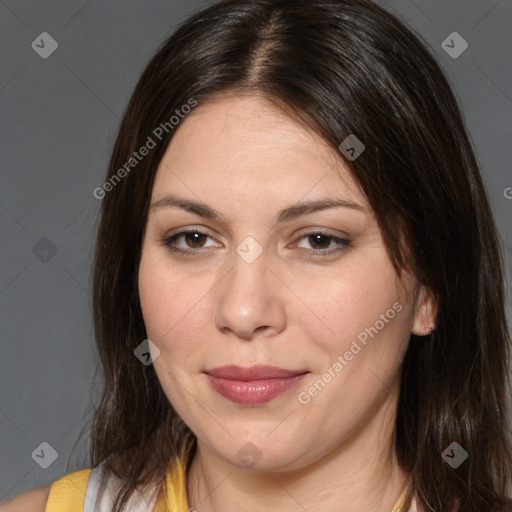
[{"xmin": 206, "ymin": 434, "xmax": 309, "ymax": 472}]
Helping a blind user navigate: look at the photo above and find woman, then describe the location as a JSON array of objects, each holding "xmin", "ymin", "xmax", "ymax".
[{"xmin": 3, "ymin": 0, "xmax": 511, "ymax": 511}]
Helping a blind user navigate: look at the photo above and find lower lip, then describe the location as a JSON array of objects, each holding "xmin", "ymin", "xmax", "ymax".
[{"xmin": 206, "ymin": 374, "xmax": 308, "ymax": 405}]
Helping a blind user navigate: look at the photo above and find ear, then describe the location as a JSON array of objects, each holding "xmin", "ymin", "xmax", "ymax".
[{"xmin": 411, "ymin": 285, "xmax": 437, "ymax": 336}]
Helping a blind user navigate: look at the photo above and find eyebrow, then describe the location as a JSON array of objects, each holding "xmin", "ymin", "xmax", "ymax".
[{"xmin": 150, "ymin": 193, "xmax": 366, "ymax": 223}]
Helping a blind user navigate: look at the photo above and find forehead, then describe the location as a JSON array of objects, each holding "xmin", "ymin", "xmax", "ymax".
[{"xmin": 151, "ymin": 94, "xmax": 367, "ymax": 210}]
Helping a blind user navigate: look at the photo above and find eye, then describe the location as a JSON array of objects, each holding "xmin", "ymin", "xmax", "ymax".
[
  {"xmin": 159, "ymin": 229, "xmax": 220, "ymax": 255},
  {"xmin": 292, "ymin": 231, "xmax": 351, "ymax": 256}
]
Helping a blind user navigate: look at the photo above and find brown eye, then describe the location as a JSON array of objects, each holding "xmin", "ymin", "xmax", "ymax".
[
  {"xmin": 181, "ymin": 232, "xmax": 207, "ymax": 248},
  {"xmin": 294, "ymin": 232, "xmax": 351, "ymax": 256},
  {"xmin": 307, "ymin": 233, "xmax": 333, "ymax": 250},
  {"xmin": 160, "ymin": 229, "xmax": 219, "ymax": 255}
]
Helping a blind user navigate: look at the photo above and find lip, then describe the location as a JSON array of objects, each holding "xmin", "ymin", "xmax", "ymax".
[
  {"xmin": 204, "ymin": 365, "xmax": 309, "ymax": 405},
  {"xmin": 205, "ymin": 365, "xmax": 307, "ymax": 380}
]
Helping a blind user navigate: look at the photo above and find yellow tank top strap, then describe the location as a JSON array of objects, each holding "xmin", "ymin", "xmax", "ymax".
[
  {"xmin": 392, "ymin": 488, "xmax": 406, "ymax": 512},
  {"xmin": 44, "ymin": 468, "xmax": 91, "ymax": 512},
  {"xmin": 163, "ymin": 455, "xmax": 189, "ymax": 511},
  {"xmin": 44, "ymin": 458, "xmax": 185, "ymax": 512},
  {"xmin": 152, "ymin": 488, "xmax": 168, "ymax": 512}
]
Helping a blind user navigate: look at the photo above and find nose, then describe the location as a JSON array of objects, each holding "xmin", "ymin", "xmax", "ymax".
[{"xmin": 213, "ymin": 246, "xmax": 287, "ymax": 341}]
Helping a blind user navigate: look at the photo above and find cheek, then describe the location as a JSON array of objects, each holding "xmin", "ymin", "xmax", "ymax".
[
  {"xmin": 138, "ymin": 254, "xmax": 208, "ymax": 418},
  {"xmin": 293, "ymin": 266, "xmax": 411, "ymax": 431},
  {"xmin": 137, "ymin": 250, "xmax": 208, "ymax": 359},
  {"xmin": 293, "ymin": 254, "xmax": 407, "ymax": 358}
]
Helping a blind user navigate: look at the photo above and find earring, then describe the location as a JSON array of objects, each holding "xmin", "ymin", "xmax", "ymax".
[{"xmin": 425, "ymin": 322, "xmax": 434, "ymax": 333}]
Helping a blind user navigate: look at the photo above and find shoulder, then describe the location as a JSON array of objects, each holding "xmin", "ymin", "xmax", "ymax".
[
  {"xmin": 0, "ymin": 484, "xmax": 51, "ymax": 512},
  {"xmin": 1, "ymin": 467, "xmax": 93, "ymax": 512}
]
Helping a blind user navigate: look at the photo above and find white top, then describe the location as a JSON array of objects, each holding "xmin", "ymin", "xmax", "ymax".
[{"xmin": 82, "ymin": 460, "xmax": 161, "ymax": 512}]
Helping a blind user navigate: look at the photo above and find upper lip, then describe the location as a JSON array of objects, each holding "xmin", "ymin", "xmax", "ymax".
[{"xmin": 204, "ymin": 365, "xmax": 308, "ymax": 380}]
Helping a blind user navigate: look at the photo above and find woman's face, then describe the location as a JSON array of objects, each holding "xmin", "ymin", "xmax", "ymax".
[{"xmin": 138, "ymin": 93, "xmax": 430, "ymax": 471}]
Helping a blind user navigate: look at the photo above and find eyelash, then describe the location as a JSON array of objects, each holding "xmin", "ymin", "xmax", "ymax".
[{"xmin": 158, "ymin": 229, "xmax": 351, "ymax": 257}]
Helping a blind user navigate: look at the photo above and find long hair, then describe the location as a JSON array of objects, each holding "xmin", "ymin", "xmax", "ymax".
[{"xmin": 89, "ymin": 0, "xmax": 512, "ymax": 510}]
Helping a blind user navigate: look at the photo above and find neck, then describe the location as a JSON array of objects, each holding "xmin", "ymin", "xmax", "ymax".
[{"xmin": 186, "ymin": 389, "xmax": 408, "ymax": 512}]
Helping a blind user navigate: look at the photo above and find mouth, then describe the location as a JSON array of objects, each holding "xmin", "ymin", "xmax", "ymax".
[{"xmin": 204, "ymin": 365, "xmax": 309, "ymax": 405}]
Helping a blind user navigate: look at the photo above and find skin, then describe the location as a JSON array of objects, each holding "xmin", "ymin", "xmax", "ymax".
[{"xmin": 138, "ymin": 93, "xmax": 435, "ymax": 512}]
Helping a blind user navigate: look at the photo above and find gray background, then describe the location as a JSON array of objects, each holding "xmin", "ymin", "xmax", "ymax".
[{"xmin": 1, "ymin": 0, "xmax": 511, "ymax": 501}]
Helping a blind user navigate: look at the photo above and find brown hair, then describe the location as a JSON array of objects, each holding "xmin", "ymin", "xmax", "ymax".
[{"xmin": 86, "ymin": 0, "xmax": 512, "ymax": 510}]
